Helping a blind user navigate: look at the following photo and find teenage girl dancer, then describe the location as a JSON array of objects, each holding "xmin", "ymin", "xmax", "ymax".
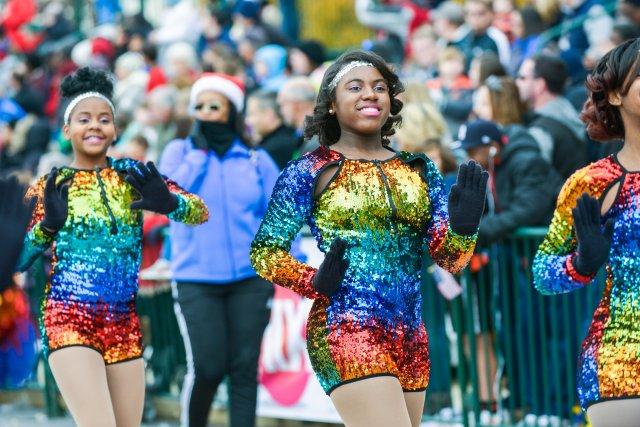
[
  {"xmin": 18, "ymin": 67, "xmax": 208, "ymax": 427},
  {"xmin": 533, "ymin": 39, "xmax": 640, "ymax": 426},
  {"xmin": 251, "ymin": 50, "xmax": 487, "ymax": 427}
]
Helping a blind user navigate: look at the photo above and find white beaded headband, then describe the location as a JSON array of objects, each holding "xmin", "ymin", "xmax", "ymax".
[
  {"xmin": 64, "ymin": 92, "xmax": 116, "ymax": 124},
  {"xmin": 328, "ymin": 61, "xmax": 374, "ymax": 91}
]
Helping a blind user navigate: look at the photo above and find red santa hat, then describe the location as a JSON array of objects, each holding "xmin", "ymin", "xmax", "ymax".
[{"xmin": 189, "ymin": 73, "xmax": 245, "ymax": 113}]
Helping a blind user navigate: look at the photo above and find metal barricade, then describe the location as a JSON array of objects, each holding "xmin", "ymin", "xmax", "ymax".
[{"xmin": 25, "ymin": 227, "xmax": 605, "ymax": 426}]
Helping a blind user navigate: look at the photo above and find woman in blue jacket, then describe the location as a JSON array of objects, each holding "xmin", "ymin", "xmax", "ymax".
[{"xmin": 159, "ymin": 73, "xmax": 280, "ymax": 427}]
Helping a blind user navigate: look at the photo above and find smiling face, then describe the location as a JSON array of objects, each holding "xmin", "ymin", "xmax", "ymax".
[
  {"xmin": 331, "ymin": 65, "xmax": 391, "ymax": 138},
  {"xmin": 63, "ymin": 97, "xmax": 117, "ymax": 164}
]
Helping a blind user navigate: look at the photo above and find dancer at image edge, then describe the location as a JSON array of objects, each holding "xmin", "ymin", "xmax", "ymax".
[{"xmin": 533, "ymin": 38, "xmax": 640, "ymax": 427}]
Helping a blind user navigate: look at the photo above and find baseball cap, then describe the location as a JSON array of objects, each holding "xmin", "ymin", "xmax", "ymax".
[{"xmin": 452, "ymin": 120, "xmax": 503, "ymax": 150}]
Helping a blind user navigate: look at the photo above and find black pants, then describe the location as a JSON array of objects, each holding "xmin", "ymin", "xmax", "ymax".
[{"xmin": 173, "ymin": 277, "xmax": 274, "ymax": 427}]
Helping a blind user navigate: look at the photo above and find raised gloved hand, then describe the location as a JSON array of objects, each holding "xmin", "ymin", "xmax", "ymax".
[
  {"xmin": 126, "ymin": 161, "xmax": 178, "ymax": 215},
  {"xmin": 0, "ymin": 177, "xmax": 35, "ymax": 288},
  {"xmin": 313, "ymin": 238, "xmax": 350, "ymax": 297},
  {"xmin": 572, "ymin": 193, "xmax": 614, "ymax": 276},
  {"xmin": 40, "ymin": 167, "xmax": 69, "ymax": 235},
  {"xmin": 448, "ymin": 161, "xmax": 489, "ymax": 236}
]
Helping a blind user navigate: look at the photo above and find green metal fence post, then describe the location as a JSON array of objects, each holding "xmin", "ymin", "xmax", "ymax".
[
  {"xmin": 461, "ymin": 271, "xmax": 481, "ymax": 422},
  {"xmin": 451, "ymin": 293, "xmax": 470, "ymax": 427},
  {"xmin": 497, "ymin": 243, "xmax": 516, "ymax": 417}
]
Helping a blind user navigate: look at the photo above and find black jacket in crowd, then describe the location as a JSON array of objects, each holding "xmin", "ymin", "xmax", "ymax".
[
  {"xmin": 258, "ymin": 124, "xmax": 299, "ymax": 170},
  {"xmin": 478, "ymin": 124, "xmax": 560, "ymax": 246},
  {"xmin": 529, "ymin": 114, "xmax": 587, "ymax": 182}
]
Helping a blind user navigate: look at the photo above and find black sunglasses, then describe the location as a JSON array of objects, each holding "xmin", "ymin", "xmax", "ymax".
[{"xmin": 195, "ymin": 102, "xmax": 222, "ymax": 112}]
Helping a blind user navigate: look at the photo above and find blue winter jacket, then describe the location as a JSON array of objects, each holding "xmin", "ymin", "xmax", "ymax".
[{"xmin": 159, "ymin": 137, "xmax": 281, "ymax": 284}]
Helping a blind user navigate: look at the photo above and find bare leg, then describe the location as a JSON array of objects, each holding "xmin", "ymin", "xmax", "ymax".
[
  {"xmin": 330, "ymin": 376, "xmax": 412, "ymax": 427},
  {"xmin": 48, "ymin": 347, "xmax": 116, "ymax": 427},
  {"xmin": 404, "ymin": 391, "xmax": 426, "ymax": 427},
  {"xmin": 587, "ymin": 398, "xmax": 640, "ymax": 427},
  {"xmin": 106, "ymin": 358, "xmax": 145, "ymax": 427}
]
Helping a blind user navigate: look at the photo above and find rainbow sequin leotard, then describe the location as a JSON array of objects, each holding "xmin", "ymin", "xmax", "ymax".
[
  {"xmin": 251, "ymin": 146, "xmax": 476, "ymax": 394},
  {"xmin": 18, "ymin": 158, "xmax": 208, "ymax": 364},
  {"xmin": 533, "ymin": 154, "xmax": 640, "ymax": 409}
]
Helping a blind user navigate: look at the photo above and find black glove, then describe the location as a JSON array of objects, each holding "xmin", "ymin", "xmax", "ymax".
[
  {"xmin": 448, "ymin": 161, "xmax": 489, "ymax": 236},
  {"xmin": 41, "ymin": 167, "xmax": 69, "ymax": 235},
  {"xmin": 313, "ymin": 238, "xmax": 350, "ymax": 297},
  {"xmin": 0, "ymin": 177, "xmax": 35, "ymax": 289},
  {"xmin": 572, "ymin": 193, "xmax": 614, "ymax": 276},
  {"xmin": 126, "ymin": 161, "xmax": 178, "ymax": 215}
]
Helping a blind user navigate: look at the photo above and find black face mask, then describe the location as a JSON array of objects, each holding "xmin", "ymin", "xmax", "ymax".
[{"xmin": 191, "ymin": 120, "xmax": 237, "ymax": 157}]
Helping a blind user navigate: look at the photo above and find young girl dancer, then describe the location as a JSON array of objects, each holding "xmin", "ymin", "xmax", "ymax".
[
  {"xmin": 251, "ymin": 50, "xmax": 487, "ymax": 427},
  {"xmin": 18, "ymin": 67, "xmax": 208, "ymax": 427},
  {"xmin": 533, "ymin": 39, "xmax": 640, "ymax": 426}
]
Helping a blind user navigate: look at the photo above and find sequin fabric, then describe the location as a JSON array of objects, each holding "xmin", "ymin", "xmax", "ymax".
[
  {"xmin": 18, "ymin": 158, "xmax": 208, "ymax": 364},
  {"xmin": 251, "ymin": 146, "xmax": 476, "ymax": 393},
  {"xmin": 533, "ymin": 155, "xmax": 640, "ymax": 409}
]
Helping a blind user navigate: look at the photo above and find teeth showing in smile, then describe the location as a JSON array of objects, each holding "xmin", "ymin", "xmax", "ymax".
[
  {"xmin": 360, "ymin": 106, "xmax": 381, "ymax": 116},
  {"xmin": 85, "ymin": 136, "xmax": 104, "ymax": 143}
]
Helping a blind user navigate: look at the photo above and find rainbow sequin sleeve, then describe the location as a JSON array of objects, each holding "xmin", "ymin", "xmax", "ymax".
[
  {"xmin": 423, "ymin": 158, "xmax": 477, "ymax": 274},
  {"xmin": 18, "ymin": 177, "xmax": 54, "ymax": 272},
  {"xmin": 533, "ymin": 167, "xmax": 601, "ymax": 294},
  {"xmin": 165, "ymin": 177, "xmax": 209, "ymax": 225},
  {"xmin": 250, "ymin": 160, "xmax": 321, "ymax": 300}
]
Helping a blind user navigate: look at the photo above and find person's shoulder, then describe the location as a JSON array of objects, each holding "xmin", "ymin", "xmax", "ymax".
[
  {"xmin": 558, "ymin": 156, "xmax": 621, "ymax": 201},
  {"xmin": 580, "ymin": 155, "xmax": 622, "ymax": 182},
  {"xmin": 397, "ymin": 150, "xmax": 440, "ymax": 177},
  {"xmin": 164, "ymin": 137, "xmax": 192, "ymax": 151},
  {"xmin": 282, "ymin": 145, "xmax": 341, "ymax": 176},
  {"xmin": 249, "ymin": 146, "xmax": 279, "ymax": 169},
  {"xmin": 397, "ymin": 150, "xmax": 429, "ymax": 164},
  {"xmin": 277, "ymin": 125, "xmax": 299, "ymax": 140},
  {"xmin": 157, "ymin": 137, "xmax": 194, "ymax": 161}
]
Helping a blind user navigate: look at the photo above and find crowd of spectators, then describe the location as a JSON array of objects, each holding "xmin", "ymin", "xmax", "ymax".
[{"xmin": 0, "ymin": 1, "xmax": 638, "ymax": 242}]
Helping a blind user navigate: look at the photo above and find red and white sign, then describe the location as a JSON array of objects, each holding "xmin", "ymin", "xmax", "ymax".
[{"xmin": 256, "ymin": 237, "xmax": 341, "ymax": 422}]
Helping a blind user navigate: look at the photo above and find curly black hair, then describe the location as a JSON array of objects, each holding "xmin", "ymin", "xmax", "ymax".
[
  {"xmin": 60, "ymin": 67, "xmax": 115, "ymax": 100},
  {"xmin": 581, "ymin": 38, "xmax": 640, "ymax": 142},
  {"xmin": 303, "ymin": 50, "xmax": 404, "ymax": 146}
]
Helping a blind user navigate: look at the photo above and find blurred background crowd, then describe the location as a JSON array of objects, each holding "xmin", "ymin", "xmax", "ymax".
[
  {"xmin": 0, "ymin": 0, "xmax": 637, "ymax": 240},
  {"xmin": 0, "ymin": 0, "xmax": 638, "ymax": 425}
]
